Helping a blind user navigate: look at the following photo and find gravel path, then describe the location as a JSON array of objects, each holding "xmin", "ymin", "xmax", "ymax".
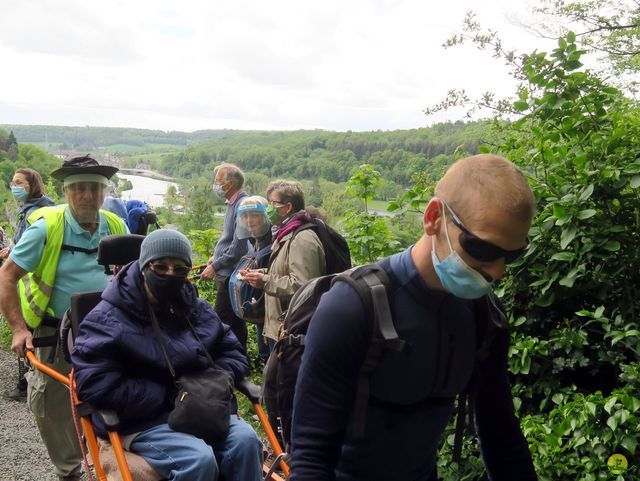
[{"xmin": 0, "ymin": 348, "xmax": 59, "ymax": 481}]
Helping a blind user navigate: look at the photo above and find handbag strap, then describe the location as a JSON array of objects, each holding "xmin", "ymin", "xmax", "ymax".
[
  {"xmin": 148, "ymin": 306, "xmax": 177, "ymax": 383},
  {"xmin": 182, "ymin": 315, "xmax": 216, "ymax": 367},
  {"xmin": 148, "ymin": 304, "xmax": 217, "ymax": 378}
]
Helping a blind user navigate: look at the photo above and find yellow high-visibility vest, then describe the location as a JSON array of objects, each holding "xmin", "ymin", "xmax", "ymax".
[{"xmin": 18, "ymin": 204, "xmax": 126, "ymax": 328}]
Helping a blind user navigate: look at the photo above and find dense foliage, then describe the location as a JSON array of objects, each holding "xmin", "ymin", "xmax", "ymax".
[
  {"xmin": 419, "ymin": 7, "xmax": 640, "ymax": 477},
  {"xmin": 498, "ymin": 33, "xmax": 640, "ymax": 481},
  {"xmin": 1, "ymin": 124, "xmax": 247, "ymax": 151},
  {"xmin": 159, "ymin": 123, "xmax": 487, "ymax": 188}
]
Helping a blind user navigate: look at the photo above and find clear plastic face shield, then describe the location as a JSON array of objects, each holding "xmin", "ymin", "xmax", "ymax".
[{"xmin": 236, "ymin": 202, "xmax": 270, "ymax": 239}]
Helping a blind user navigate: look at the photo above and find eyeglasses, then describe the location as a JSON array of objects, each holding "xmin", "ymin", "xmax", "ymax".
[
  {"xmin": 269, "ymin": 201, "xmax": 287, "ymax": 208},
  {"xmin": 239, "ymin": 212, "xmax": 265, "ymax": 219},
  {"xmin": 149, "ymin": 262, "xmax": 191, "ymax": 277},
  {"xmin": 65, "ymin": 183, "xmax": 106, "ymax": 194},
  {"xmin": 440, "ymin": 199, "xmax": 529, "ymax": 263}
]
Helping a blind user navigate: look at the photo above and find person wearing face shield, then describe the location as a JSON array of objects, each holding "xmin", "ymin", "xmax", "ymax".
[
  {"xmin": 241, "ymin": 180, "xmax": 326, "ymax": 353},
  {"xmin": 0, "ymin": 155, "xmax": 128, "ymax": 480},
  {"xmin": 231, "ymin": 196, "xmax": 273, "ymax": 363},
  {"xmin": 289, "ymin": 154, "xmax": 538, "ymax": 481},
  {"xmin": 72, "ymin": 229, "xmax": 263, "ymax": 481}
]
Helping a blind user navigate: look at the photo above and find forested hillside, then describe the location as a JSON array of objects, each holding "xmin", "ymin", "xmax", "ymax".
[
  {"xmin": 0, "ymin": 129, "xmax": 60, "ymax": 199},
  {"xmin": 1, "ymin": 124, "xmax": 247, "ymax": 152},
  {"xmin": 160, "ymin": 121, "xmax": 489, "ymax": 186}
]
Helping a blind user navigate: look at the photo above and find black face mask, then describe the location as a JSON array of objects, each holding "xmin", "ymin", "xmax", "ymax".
[{"xmin": 143, "ymin": 267, "xmax": 187, "ymax": 304}]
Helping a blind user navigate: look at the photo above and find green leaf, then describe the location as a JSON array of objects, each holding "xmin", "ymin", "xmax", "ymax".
[
  {"xmin": 551, "ymin": 252, "xmax": 575, "ymax": 262},
  {"xmin": 594, "ymin": 306, "xmax": 605, "ymax": 318},
  {"xmin": 623, "ymin": 162, "xmax": 640, "ymax": 174},
  {"xmin": 604, "ymin": 240, "xmax": 621, "ymax": 252},
  {"xmin": 559, "ymin": 268, "xmax": 578, "ymax": 288},
  {"xmin": 621, "ymin": 435, "xmax": 638, "ymax": 455},
  {"xmin": 578, "ymin": 184, "xmax": 594, "ymax": 202},
  {"xmin": 566, "ymin": 60, "xmax": 583, "ymax": 70},
  {"xmin": 611, "ymin": 333, "xmax": 626, "ymax": 346},
  {"xmin": 560, "ymin": 226, "xmax": 578, "ymax": 249},
  {"xmin": 607, "ymin": 415, "xmax": 618, "ymax": 431},
  {"xmin": 514, "ymin": 100, "xmax": 529, "ymax": 112},
  {"xmin": 577, "ymin": 209, "xmax": 596, "ymax": 220},
  {"xmin": 535, "ymin": 292, "xmax": 556, "ymax": 307},
  {"xmin": 552, "ymin": 393, "xmax": 564, "ymax": 405},
  {"xmin": 585, "ymin": 402, "xmax": 597, "ymax": 416},
  {"xmin": 631, "ymin": 175, "xmax": 640, "ymax": 189},
  {"xmin": 605, "ymin": 397, "xmax": 618, "ymax": 414}
]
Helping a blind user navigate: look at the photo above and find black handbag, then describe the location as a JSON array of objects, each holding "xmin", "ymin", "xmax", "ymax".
[{"xmin": 149, "ymin": 307, "xmax": 233, "ymax": 443}]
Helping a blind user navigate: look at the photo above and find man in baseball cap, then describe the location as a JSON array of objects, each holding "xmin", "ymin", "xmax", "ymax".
[{"xmin": 0, "ymin": 154, "xmax": 128, "ymax": 480}]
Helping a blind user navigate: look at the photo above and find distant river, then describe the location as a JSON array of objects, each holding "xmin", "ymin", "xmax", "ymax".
[{"xmin": 119, "ymin": 173, "xmax": 178, "ymax": 208}]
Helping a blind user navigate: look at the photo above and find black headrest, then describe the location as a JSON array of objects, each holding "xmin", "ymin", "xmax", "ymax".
[
  {"xmin": 97, "ymin": 234, "xmax": 145, "ymax": 267},
  {"xmin": 69, "ymin": 291, "xmax": 104, "ymax": 336}
]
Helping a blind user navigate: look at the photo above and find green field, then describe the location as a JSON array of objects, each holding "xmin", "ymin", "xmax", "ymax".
[
  {"xmin": 26, "ymin": 142, "xmax": 184, "ymax": 155},
  {"xmin": 368, "ymin": 199, "xmax": 390, "ymax": 211},
  {"xmin": 96, "ymin": 143, "xmax": 184, "ymax": 154}
]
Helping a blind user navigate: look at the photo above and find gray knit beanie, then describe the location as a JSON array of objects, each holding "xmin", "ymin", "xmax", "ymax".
[{"xmin": 139, "ymin": 229, "xmax": 193, "ymax": 268}]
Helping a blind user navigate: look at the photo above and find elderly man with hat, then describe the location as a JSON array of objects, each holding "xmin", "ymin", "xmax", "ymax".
[{"xmin": 0, "ymin": 154, "xmax": 128, "ymax": 481}]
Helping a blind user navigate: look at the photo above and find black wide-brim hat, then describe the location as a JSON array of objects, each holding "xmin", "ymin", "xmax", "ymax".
[{"xmin": 51, "ymin": 154, "xmax": 119, "ymax": 181}]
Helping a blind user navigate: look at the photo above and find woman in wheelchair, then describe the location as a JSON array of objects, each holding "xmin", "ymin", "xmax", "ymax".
[{"xmin": 71, "ymin": 229, "xmax": 263, "ymax": 481}]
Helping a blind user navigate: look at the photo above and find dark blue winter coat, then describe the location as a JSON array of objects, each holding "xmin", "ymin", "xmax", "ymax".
[{"xmin": 71, "ymin": 260, "xmax": 249, "ymax": 438}]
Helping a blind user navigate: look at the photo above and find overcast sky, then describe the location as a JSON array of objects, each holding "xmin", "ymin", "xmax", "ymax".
[{"xmin": 0, "ymin": 0, "xmax": 554, "ymax": 132}]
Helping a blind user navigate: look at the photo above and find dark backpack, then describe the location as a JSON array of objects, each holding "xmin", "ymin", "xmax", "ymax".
[
  {"xmin": 263, "ymin": 261, "xmax": 407, "ymax": 447},
  {"xmin": 263, "ymin": 258, "xmax": 502, "ymax": 454},
  {"xmin": 294, "ymin": 217, "xmax": 351, "ymax": 274}
]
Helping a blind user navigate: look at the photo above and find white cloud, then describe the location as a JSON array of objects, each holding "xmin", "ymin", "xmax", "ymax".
[{"xmin": 0, "ymin": 0, "xmax": 553, "ymax": 132}]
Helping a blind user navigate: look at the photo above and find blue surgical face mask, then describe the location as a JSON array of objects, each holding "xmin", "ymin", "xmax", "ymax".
[
  {"xmin": 11, "ymin": 185, "xmax": 29, "ymax": 202},
  {"xmin": 431, "ymin": 207, "xmax": 493, "ymax": 299},
  {"xmin": 212, "ymin": 183, "xmax": 225, "ymax": 197}
]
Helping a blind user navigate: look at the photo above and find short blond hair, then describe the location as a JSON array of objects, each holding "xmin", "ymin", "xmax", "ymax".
[{"xmin": 435, "ymin": 154, "xmax": 536, "ymax": 223}]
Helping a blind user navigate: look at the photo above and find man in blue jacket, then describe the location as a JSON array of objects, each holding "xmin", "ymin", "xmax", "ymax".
[
  {"xmin": 72, "ymin": 229, "xmax": 262, "ymax": 481},
  {"xmin": 290, "ymin": 154, "xmax": 538, "ymax": 481},
  {"xmin": 199, "ymin": 163, "xmax": 249, "ymax": 349}
]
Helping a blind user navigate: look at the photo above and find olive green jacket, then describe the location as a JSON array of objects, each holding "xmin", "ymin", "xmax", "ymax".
[{"xmin": 261, "ymin": 228, "xmax": 325, "ymax": 341}]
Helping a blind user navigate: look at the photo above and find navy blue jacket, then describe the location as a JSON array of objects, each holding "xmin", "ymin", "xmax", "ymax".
[
  {"xmin": 72, "ymin": 261, "xmax": 248, "ymax": 438},
  {"xmin": 14, "ymin": 195, "xmax": 55, "ymax": 243},
  {"xmin": 290, "ymin": 248, "xmax": 537, "ymax": 481}
]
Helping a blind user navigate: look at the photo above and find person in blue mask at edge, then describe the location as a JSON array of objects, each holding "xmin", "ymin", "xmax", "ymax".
[
  {"xmin": 1, "ymin": 168, "xmax": 55, "ymax": 401},
  {"xmin": 290, "ymin": 154, "xmax": 538, "ymax": 481}
]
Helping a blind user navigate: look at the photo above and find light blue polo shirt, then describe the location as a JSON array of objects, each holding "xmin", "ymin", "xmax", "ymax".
[{"xmin": 10, "ymin": 207, "xmax": 127, "ymax": 319}]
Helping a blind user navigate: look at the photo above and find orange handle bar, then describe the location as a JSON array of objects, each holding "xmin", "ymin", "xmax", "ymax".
[
  {"xmin": 253, "ymin": 403, "xmax": 290, "ymax": 477},
  {"xmin": 25, "ymin": 351, "xmax": 70, "ymax": 386}
]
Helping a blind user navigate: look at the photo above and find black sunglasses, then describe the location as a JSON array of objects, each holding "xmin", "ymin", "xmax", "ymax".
[
  {"xmin": 440, "ymin": 199, "xmax": 529, "ymax": 263},
  {"xmin": 149, "ymin": 262, "xmax": 191, "ymax": 277}
]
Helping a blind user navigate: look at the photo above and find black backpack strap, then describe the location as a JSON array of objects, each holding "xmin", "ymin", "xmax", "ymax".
[
  {"xmin": 452, "ymin": 292, "xmax": 508, "ymax": 462},
  {"xmin": 332, "ymin": 260, "xmax": 408, "ymax": 438},
  {"xmin": 61, "ymin": 244, "xmax": 99, "ymax": 255},
  {"xmin": 453, "ymin": 394, "xmax": 468, "ymax": 463}
]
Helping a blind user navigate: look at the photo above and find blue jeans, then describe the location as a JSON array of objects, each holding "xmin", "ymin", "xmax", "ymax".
[{"xmin": 130, "ymin": 416, "xmax": 262, "ymax": 481}]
